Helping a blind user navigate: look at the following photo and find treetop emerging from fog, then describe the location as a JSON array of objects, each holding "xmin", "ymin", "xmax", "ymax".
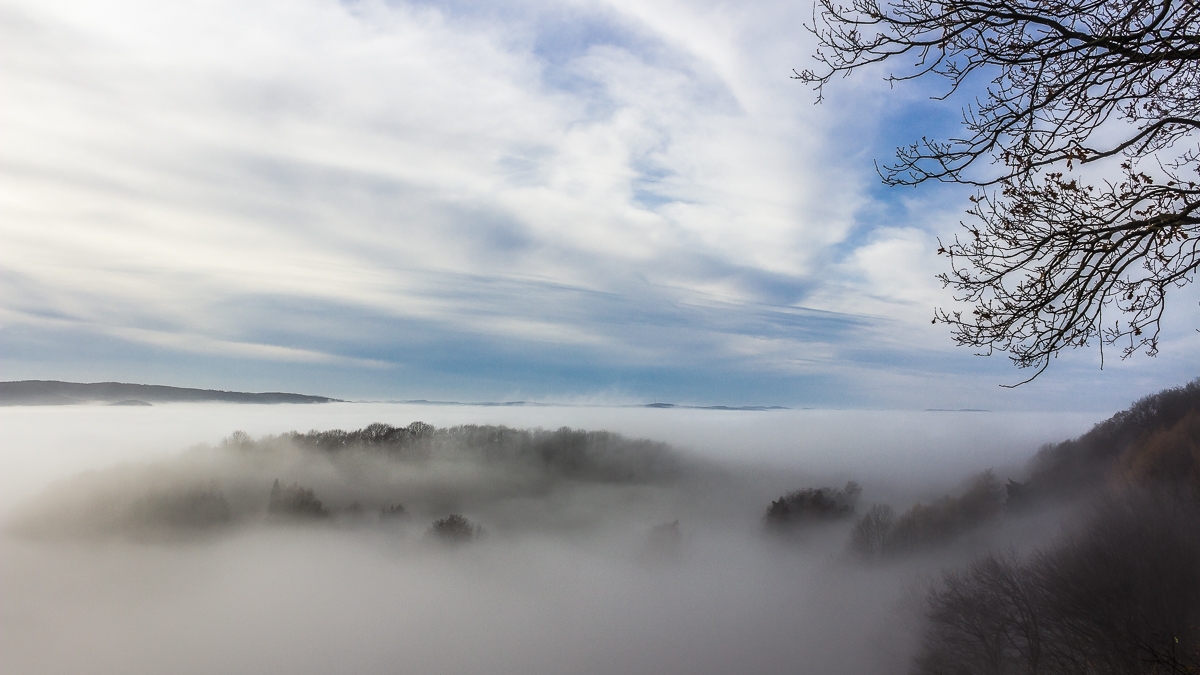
[{"xmin": 798, "ymin": 0, "xmax": 1200, "ymax": 382}]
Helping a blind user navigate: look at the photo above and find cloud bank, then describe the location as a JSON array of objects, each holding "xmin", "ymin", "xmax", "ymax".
[{"xmin": 2, "ymin": 0, "xmax": 1195, "ymax": 405}]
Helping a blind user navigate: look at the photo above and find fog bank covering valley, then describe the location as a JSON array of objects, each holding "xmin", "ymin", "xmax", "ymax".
[
  {"xmin": 3, "ymin": 383, "xmax": 1198, "ymax": 674},
  {"xmin": 9, "ymin": 423, "xmax": 701, "ymax": 541}
]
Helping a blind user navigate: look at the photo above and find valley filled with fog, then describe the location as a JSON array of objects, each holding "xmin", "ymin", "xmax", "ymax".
[
  {"xmin": 0, "ymin": 403, "xmax": 1102, "ymax": 511},
  {"xmin": 0, "ymin": 403, "xmax": 1155, "ymax": 675}
]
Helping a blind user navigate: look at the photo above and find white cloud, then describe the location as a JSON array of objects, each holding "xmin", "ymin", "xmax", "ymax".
[
  {"xmin": 10, "ymin": 0, "xmax": 1173, "ymax": 406},
  {"xmin": 1, "ymin": 308, "xmax": 393, "ymax": 367}
]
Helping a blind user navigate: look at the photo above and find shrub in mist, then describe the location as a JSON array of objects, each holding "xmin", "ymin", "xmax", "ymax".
[
  {"xmin": 764, "ymin": 481, "xmax": 861, "ymax": 529},
  {"xmin": 913, "ymin": 489, "xmax": 1200, "ymax": 675},
  {"xmin": 267, "ymin": 479, "xmax": 329, "ymax": 519},
  {"xmin": 380, "ymin": 503, "xmax": 407, "ymax": 520},
  {"xmin": 850, "ymin": 471, "xmax": 1004, "ymax": 556},
  {"xmin": 427, "ymin": 513, "xmax": 481, "ymax": 543}
]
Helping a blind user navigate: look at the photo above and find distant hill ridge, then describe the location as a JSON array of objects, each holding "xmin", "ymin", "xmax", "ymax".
[{"xmin": 0, "ymin": 381, "xmax": 341, "ymax": 406}]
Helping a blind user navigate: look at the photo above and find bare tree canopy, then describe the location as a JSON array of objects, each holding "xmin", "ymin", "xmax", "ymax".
[{"xmin": 797, "ymin": 0, "xmax": 1200, "ymax": 383}]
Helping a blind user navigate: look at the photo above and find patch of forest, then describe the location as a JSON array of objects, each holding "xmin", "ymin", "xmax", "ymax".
[
  {"xmin": 261, "ymin": 421, "xmax": 685, "ymax": 483},
  {"xmin": 756, "ymin": 379, "xmax": 1200, "ymax": 673},
  {"xmin": 4, "ymin": 422, "xmax": 692, "ymax": 541}
]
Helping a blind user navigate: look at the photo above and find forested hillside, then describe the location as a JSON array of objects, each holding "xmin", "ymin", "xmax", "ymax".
[
  {"xmin": 1019, "ymin": 379, "xmax": 1200, "ymax": 501},
  {"xmin": 911, "ymin": 380, "xmax": 1200, "ymax": 674}
]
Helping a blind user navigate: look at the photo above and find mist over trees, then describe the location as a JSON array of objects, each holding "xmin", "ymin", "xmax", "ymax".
[
  {"xmin": 793, "ymin": 380, "xmax": 1200, "ymax": 672},
  {"xmin": 125, "ymin": 488, "xmax": 232, "ymax": 533},
  {"xmin": 915, "ymin": 490, "xmax": 1200, "ymax": 674},
  {"xmin": 5, "ymin": 421, "xmax": 696, "ymax": 541},
  {"xmin": 16, "ymin": 381, "xmax": 1197, "ymax": 552},
  {"xmin": 6, "ymin": 381, "xmax": 1200, "ymax": 675},
  {"xmin": 268, "ymin": 480, "xmax": 329, "ymax": 520},
  {"xmin": 1018, "ymin": 379, "xmax": 1200, "ymax": 501},
  {"xmin": 764, "ymin": 482, "xmax": 861, "ymax": 529},
  {"xmin": 276, "ymin": 422, "xmax": 685, "ymax": 483},
  {"xmin": 907, "ymin": 380, "xmax": 1200, "ymax": 673},
  {"xmin": 842, "ymin": 379, "xmax": 1200, "ymax": 560},
  {"xmin": 849, "ymin": 471, "xmax": 1004, "ymax": 556}
]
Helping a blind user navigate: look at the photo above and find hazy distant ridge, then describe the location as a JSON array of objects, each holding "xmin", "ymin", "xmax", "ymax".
[
  {"xmin": 0, "ymin": 381, "xmax": 341, "ymax": 406},
  {"xmin": 392, "ymin": 399, "xmax": 788, "ymax": 411}
]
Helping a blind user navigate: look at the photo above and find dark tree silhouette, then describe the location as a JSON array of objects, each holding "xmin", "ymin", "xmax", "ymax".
[
  {"xmin": 797, "ymin": 0, "xmax": 1200, "ymax": 382},
  {"xmin": 849, "ymin": 503, "xmax": 896, "ymax": 555},
  {"xmin": 276, "ymin": 422, "xmax": 683, "ymax": 483},
  {"xmin": 764, "ymin": 481, "xmax": 861, "ymax": 528},
  {"xmin": 850, "ymin": 470, "xmax": 1004, "ymax": 555},
  {"xmin": 380, "ymin": 503, "xmax": 407, "ymax": 519},
  {"xmin": 428, "ymin": 514, "xmax": 481, "ymax": 542},
  {"xmin": 1017, "ymin": 378, "xmax": 1200, "ymax": 502},
  {"xmin": 914, "ymin": 491, "xmax": 1200, "ymax": 674},
  {"xmin": 267, "ymin": 479, "xmax": 328, "ymax": 519}
]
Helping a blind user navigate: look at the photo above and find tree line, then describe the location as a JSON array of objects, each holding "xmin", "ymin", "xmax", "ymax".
[{"xmin": 228, "ymin": 422, "xmax": 684, "ymax": 484}]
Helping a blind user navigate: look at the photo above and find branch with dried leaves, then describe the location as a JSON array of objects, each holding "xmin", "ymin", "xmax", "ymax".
[{"xmin": 798, "ymin": 0, "xmax": 1200, "ymax": 382}]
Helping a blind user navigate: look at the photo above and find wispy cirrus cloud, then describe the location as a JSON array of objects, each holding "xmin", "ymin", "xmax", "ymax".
[{"xmin": 2, "ymin": 0, "xmax": 1192, "ymax": 407}]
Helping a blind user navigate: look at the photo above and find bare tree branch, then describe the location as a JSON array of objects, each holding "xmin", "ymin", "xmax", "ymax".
[{"xmin": 799, "ymin": 0, "xmax": 1200, "ymax": 380}]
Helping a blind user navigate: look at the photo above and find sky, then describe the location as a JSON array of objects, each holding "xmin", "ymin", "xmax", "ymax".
[{"xmin": 1, "ymin": 0, "xmax": 1196, "ymax": 410}]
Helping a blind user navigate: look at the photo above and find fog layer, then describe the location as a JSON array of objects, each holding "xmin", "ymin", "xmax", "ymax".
[{"xmin": 1, "ymin": 404, "xmax": 1104, "ymax": 675}]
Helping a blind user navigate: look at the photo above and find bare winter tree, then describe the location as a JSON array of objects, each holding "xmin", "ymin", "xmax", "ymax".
[
  {"xmin": 797, "ymin": 0, "xmax": 1200, "ymax": 383},
  {"xmin": 913, "ymin": 491, "xmax": 1200, "ymax": 674}
]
